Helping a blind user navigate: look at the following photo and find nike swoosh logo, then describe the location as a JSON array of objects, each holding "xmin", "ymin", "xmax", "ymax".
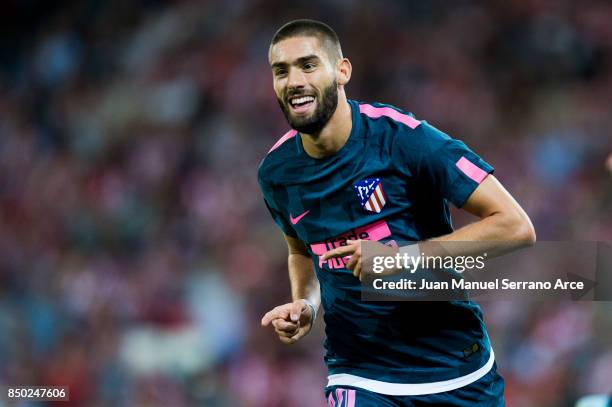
[{"xmin": 290, "ymin": 210, "xmax": 310, "ymax": 225}]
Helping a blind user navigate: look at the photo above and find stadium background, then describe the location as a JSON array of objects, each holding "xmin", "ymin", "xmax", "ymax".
[{"xmin": 0, "ymin": 0, "xmax": 611, "ymax": 405}]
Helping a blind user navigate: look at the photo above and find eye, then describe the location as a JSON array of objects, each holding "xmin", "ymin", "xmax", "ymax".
[
  {"xmin": 303, "ymin": 62, "xmax": 316, "ymax": 71},
  {"xmin": 274, "ymin": 68, "xmax": 287, "ymax": 77}
]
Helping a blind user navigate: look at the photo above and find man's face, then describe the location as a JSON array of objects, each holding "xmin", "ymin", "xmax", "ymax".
[{"xmin": 269, "ymin": 36, "xmax": 339, "ymax": 134}]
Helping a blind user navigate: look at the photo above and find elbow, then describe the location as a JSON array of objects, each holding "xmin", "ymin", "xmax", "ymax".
[
  {"xmin": 514, "ymin": 214, "xmax": 536, "ymax": 247},
  {"xmin": 496, "ymin": 209, "xmax": 536, "ymax": 247}
]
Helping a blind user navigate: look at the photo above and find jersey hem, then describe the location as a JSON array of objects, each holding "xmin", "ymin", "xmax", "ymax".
[{"xmin": 326, "ymin": 348, "xmax": 495, "ymax": 396}]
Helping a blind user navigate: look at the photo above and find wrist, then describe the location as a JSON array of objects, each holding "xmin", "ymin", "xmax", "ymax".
[
  {"xmin": 398, "ymin": 242, "xmax": 421, "ymax": 272},
  {"xmin": 398, "ymin": 242, "xmax": 420, "ymax": 258},
  {"xmin": 302, "ymin": 298, "xmax": 318, "ymax": 321}
]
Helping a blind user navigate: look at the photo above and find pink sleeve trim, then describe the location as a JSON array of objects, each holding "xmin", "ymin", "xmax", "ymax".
[
  {"xmin": 268, "ymin": 129, "xmax": 297, "ymax": 153},
  {"xmin": 456, "ymin": 156, "xmax": 488, "ymax": 184},
  {"xmin": 359, "ymin": 104, "xmax": 421, "ymax": 129}
]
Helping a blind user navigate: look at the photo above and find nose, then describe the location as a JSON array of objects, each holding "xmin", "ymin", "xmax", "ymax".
[{"xmin": 286, "ymin": 67, "xmax": 307, "ymax": 90}]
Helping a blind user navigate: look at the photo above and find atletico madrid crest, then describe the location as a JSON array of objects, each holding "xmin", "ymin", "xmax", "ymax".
[{"xmin": 354, "ymin": 178, "xmax": 387, "ymax": 213}]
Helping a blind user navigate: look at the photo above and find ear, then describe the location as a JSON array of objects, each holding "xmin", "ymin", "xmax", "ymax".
[{"xmin": 336, "ymin": 58, "xmax": 352, "ymax": 86}]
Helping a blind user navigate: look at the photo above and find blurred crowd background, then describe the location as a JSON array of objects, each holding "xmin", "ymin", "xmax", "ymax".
[{"xmin": 0, "ymin": 0, "xmax": 611, "ymax": 406}]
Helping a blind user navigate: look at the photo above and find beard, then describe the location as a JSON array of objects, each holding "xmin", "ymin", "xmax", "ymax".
[{"xmin": 277, "ymin": 79, "xmax": 338, "ymax": 135}]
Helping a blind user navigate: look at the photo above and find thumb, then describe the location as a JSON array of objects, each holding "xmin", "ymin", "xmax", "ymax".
[{"xmin": 290, "ymin": 300, "xmax": 305, "ymax": 322}]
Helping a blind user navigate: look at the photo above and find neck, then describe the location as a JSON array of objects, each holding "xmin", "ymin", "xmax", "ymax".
[{"xmin": 300, "ymin": 92, "xmax": 352, "ymax": 159}]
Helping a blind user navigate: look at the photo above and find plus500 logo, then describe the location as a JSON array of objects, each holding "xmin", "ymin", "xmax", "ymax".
[{"xmin": 309, "ymin": 220, "xmax": 395, "ymax": 269}]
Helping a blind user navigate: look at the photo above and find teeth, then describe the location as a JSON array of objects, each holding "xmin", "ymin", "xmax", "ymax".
[{"xmin": 291, "ymin": 96, "xmax": 315, "ymax": 105}]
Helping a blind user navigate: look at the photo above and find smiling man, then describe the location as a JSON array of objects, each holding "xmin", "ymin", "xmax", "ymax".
[{"xmin": 258, "ymin": 19, "xmax": 535, "ymax": 406}]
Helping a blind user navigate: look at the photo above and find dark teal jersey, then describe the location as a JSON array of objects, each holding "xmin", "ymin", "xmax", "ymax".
[{"xmin": 258, "ymin": 99, "xmax": 495, "ymax": 385}]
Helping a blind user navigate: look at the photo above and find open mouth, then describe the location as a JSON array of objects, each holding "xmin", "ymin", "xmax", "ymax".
[{"xmin": 288, "ymin": 95, "xmax": 315, "ymax": 114}]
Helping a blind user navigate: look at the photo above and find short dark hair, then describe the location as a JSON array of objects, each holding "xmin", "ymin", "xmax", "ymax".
[{"xmin": 270, "ymin": 19, "xmax": 343, "ymax": 61}]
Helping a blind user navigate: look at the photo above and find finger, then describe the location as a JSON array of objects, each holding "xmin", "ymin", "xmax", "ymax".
[
  {"xmin": 273, "ymin": 319, "xmax": 299, "ymax": 332},
  {"xmin": 276, "ymin": 326, "xmax": 298, "ymax": 338},
  {"xmin": 261, "ymin": 311, "xmax": 274, "ymax": 326},
  {"xmin": 355, "ymin": 259, "xmax": 362, "ymax": 280},
  {"xmin": 345, "ymin": 253, "xmax": 359, "ymax": 271},
  {"xmin": 279, "ymin": 327, "xmax": 306, "ymax": 344},
  {"xmin": 289, "ymin": 300, "xmax": 306, "ymax": 322},
  {"xmin": 346, "ymin": 239, "xmax": 362, "ymax": 255},
  {"xmin": 261, "ymin": 307, "xmax": 281, "ymax": 326},
  {"xmin": 321, "ymin": 243, "xmax": 357, "ymax": 260},
  {"xmin": 277, "ymin": 321, "xmax": 301, "ymax": 339},
  {"xmin": 290, "ymin": 325, "xmax": 310, "ymax": 342},
  {"xmin": 261, "ymin": 306, "xmax": 288, "ymax": 326}
]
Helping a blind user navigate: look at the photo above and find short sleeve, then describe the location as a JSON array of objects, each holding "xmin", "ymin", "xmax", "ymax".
[
  {"xmin": 405, "ymin": 122, "xmax": 494, "ymax": 208},
  {"xmin": 262, "ymin": 196, "xmax": 298, "ymax": 237},
  {"xmin": 257, "ymin": 168, "xmax": 298, "ymax": 237}
]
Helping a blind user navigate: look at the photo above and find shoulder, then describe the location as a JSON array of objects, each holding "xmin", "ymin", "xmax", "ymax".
[
  {"xmin": 356, "ymin": 101, "xmax": 422, "ymax": 131},
  {"xmin": 354, "ymin": 100, "xmax": 437, "ymax": 152},
  {"xmin": 258, "ymin": 129, "xmax": 298, "ymax": 185},
  {"xmin": 354, "ymin": 100, "xmax": 467, "ymax": 164}
]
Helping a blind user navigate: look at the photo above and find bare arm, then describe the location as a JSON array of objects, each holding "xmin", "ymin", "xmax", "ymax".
[
  {"xmin": 261, "ymin": 234, "xmax": 320, "ymax": 344},
  {"xmin": 286, "ymin": 234, "xmax": 321, "ymax": 307},
  {"xmin": 423, "ymin": 174, "xmax": 536, "ymax": 257},
  {"xmin": 322, "ymin": 175, "xmax": 536, "ymax": 278}
]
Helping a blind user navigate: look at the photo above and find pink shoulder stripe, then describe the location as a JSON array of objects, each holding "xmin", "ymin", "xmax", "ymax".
[
  {"xmin": 456, "ymin": 156, "xmax": 488, "ymax": 184},
  {"xmin": 359, "ymin": 104, "xmax": 421, "ymax": 129},
  {"xmin": 268, "ymin": 129, "xmax": 297, "ymax": 153}
]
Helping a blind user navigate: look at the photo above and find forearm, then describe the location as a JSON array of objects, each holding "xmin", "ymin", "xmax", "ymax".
[
  {"xmin": 422, "ymin": 211, "xmax": 535, "ymax": 258},
  {"xmin": 288, "ymin": 253, "xmax": 320, "ymax": 306},
  {"xmin": 410, "ymin": 175, "xmax": 537, "ymax": 259}
]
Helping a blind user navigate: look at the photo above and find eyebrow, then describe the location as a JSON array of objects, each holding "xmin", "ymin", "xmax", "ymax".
[{"xmin": 271, "ymin": 54, "xmax": 321, "ymax": 69}]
